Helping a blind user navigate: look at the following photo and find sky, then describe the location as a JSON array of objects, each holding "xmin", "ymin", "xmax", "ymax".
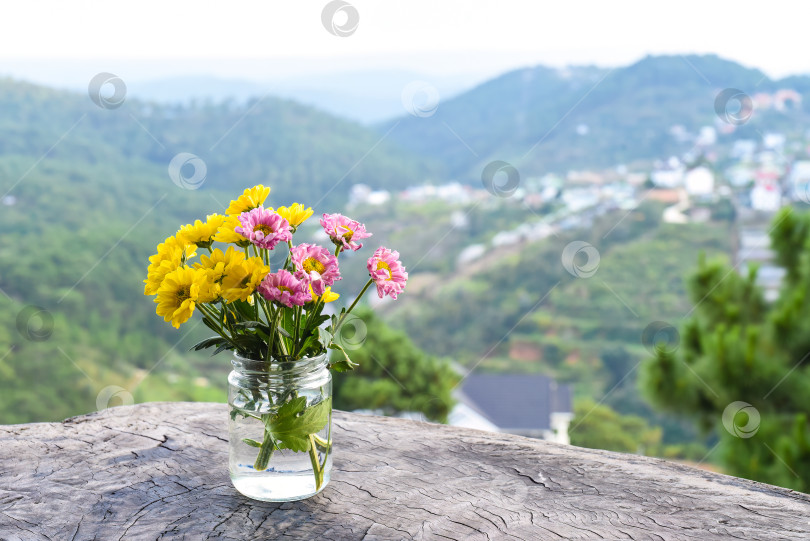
[{"xmin": 1, "ymin": 0, "xmax": 809, "ymax": 87}]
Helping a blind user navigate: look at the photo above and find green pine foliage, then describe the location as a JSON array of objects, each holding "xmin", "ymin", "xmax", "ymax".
[
  {"xmin": 569, "ymin": 400, "xmax": 662, "ymax": 455},
  {"xmin": 641, "ymin": 207, "xmax": 810, "ymax": 491},
  {"xmin": 332, "ymin": 307, "xmax": 459, "ymax": 422}
]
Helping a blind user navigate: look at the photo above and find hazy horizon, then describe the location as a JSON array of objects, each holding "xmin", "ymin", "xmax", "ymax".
[
  {"xmin": 1, "ymin": 51, "xmax": 806, "ymax": 94},
  {"xmin": 2, "ymin": 51, "xmax": 803, "ymax": 125}
]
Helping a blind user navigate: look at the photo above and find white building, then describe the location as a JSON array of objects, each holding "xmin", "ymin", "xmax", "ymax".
[
  {"xmin": 790, "ymin": 160, "xmax": 810, "ymax": 202},
  {"xmin": 456, "ymin": 244, "xmax": 486, "ymax": 266},
  {"xmin": 684, "ymin": 167, "xmax": 715, "ymax": 196},
  {"xmin": 349, "ymin": 184, "xmax": 390, "ymax": 206},
  {"xmin": 561, "ymin": 188, "xmax": 599, "ymax": 212},
  {"xmin": 763, "ymin": 132, "xmax": 786, "ymax": 151},
  {"xmin": 651, "ymin": 168, "xmax": 685, "ymax": 188},
  {"xmin": 751, "ymin": 182, "xmax": 781, "ymax": 212}
]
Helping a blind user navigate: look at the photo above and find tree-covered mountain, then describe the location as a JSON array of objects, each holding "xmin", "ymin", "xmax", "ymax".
[
  {"xmin": 0, "ymin": 77, "xmax": 437, "ymax": 206},
  {"xmin": 384, "ymin": 54, "xmax": 807, "ymax": 180}
]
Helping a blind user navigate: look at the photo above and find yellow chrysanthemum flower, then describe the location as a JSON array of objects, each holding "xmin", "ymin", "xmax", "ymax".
[
  {"xmin": 193, "ymin": 246, "xmax": 244, "ymax": 303},
  {"xmin": 194, "ymin": 246, "xmax": 246, "ymax": 284},
  {"xmin": 178, "ymin": 214, "xmax": 226, "ymax": 248},
  {"xmin": 150, "ymin": 235, "xmax": 196, "ymax": 267},
  {"xmin": 221, "ymin": 257, "xmax": 270, "ymax": 303},
  {"xmin": 194, "ymin": 267, "xmax": 221, "ymax": 304},
  {"xmin": 144, "ymin": 235, "xmax": 197, "ymax": 295},
  {"xmin": 276, "ymin": 203, "xmax": 313, "ymax": 228},
  {"xmin": 213, "ymin": 214, "xmax": 250, "ymax": 247},
  {"xmin": 309, "ymin": 285, "xmax": 339, "ymax": 303},
  {"xmin": 226, "ymin": 185, "xmax": 271, "ymax": 216},
  {"xmin": 162, "ymin": 234, "xmax": 197, "ymax": 256},
  {"xmin": 144, "ymin": 259, "xmax": 179, "ymax": 296},
  {"xmin": 154, "ymin": 266, "xmax": 202, "ymax": 328}
]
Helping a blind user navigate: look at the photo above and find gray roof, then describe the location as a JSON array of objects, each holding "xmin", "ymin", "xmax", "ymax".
[{"xmin": 457, "ymin": 373, "xmax": 572, "ymax": 431}]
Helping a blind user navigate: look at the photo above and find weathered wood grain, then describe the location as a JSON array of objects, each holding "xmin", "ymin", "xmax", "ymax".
[{"xmin": 0, "ymin": 402, "xmax": 808, "ymax": 540}]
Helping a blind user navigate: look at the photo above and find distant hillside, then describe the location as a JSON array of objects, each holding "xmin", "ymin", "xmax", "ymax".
[
  {"xmin": 384, "ymin": 54, "xmax": 810, "ymax": 180},
  {"xmin": 0, "ymin": 77, "xmax": 437, "ymax": 206}
]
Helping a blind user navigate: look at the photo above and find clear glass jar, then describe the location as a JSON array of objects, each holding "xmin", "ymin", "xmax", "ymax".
[{"xmin": 228, "ymin": 352, "xmax": 332, "ymax": 502}]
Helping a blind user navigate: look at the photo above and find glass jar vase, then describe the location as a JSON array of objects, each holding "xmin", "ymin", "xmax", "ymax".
[{"xmin": 228, "ymin": 352, "xmax": 333, "ymax": 502}]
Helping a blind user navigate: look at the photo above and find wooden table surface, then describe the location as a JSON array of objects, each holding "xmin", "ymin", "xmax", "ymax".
[{"xmin": 0, "ymin": 402, "xmax": 808, "ymax": 540}]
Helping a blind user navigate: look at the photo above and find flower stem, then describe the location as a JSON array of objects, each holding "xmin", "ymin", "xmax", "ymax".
[
  {"xmin": 266, "ymin": 305, "xmax": 279, "ymax": 362},
  {"xmin": 346, "ymin": 278, "xmax": 373, "ymax": 315},
  {"xmin": 254, "ymin": 429, "xmax": 275, "ymax": 471},
  {"xmin": 293, "ymin": 305, "xmax": 301, "ymax": 347},
  {"xmin": 319, "ymin": 411, "xmax": 332, "ymax": 472},
  {"xmin": 335, "ymin": 279, "xmax": 373, "ymax": 334},
  {"xmin": 283, "ymin": 240, "xmax": 293, "ymax": 270},
  {"xmin": 197, "ymin": 304, "xmax": 239, "ymax": 350},
  {"xmin": 308, "ymin": 433, "xmax": 323, "ymax": 490},
  {"xmin": 312, "ymin": 434, "xmax": 331, "ymax": 450},
  {"xmin": 268, "ymin": 305, "xmax": 289, "ymax": 358}
]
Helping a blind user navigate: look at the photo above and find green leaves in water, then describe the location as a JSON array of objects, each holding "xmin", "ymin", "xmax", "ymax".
[
  {"xmin": 266, "ymin": 396, "xmax": 332, "ymax": 453},
  {"xmin": 238, "ymin": 395, "xmax": 332, "ymax": 476},
  {"xmin": 241, "ymin": 438, "xmax": 262, "ymax": 448}
]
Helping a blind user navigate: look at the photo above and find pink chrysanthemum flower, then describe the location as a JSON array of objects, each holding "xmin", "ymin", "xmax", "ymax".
[
  {"xmin": 366, "ymin": 247, "xmax": 408, "ymax": 300},
  {"xmin": 291, "ymin": 243, "xmax": 341, "ymax": 296},
  {"xmin": 320, "ymin": 213, "xmax": 372, "ymax": 252},
  {"xmin": 235, "ymin": 207, "xmax": 292, "ymax": 250},
  {"xmin": 257, "ymin": 270, "xmax": 310, "ymax": 308}
]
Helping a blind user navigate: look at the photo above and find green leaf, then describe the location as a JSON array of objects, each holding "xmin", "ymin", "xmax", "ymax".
[
  {"xmin": 242, "ymin": 438, "xmax": 263, "ymax": 448},
  {"xmin": 201, "ymin": 317, "xmax": 220, "ymax": 333},
  {"xmin": 190, "ymin": 336, "xmax": 225, "ymax": 351},
  {"xmin": 255, "ymin": 324, "xmax": 274, "ymax": 336},
  {"xmin": 326, "ymin": 312, "xmax": 343, "ymax": 335},
  {"xmin": 231, "ymin": 334, "xmax": 264, "ymax": 359},
  {"xmin": 212, "ymin": 343, "xmax": 234, "ymax": 356},
  {"xmin": 233, "ymin": 321, "xmax": 263, "ymax": 329},
  {"xmin": 305, "ymin": 314, "xmax": 330, "ymax": 333},
  {"xmin": 328, "ymin": 359, "xmax": 358, "ymax": 372},
  {"xmin": 296, "ymin": 334, "xmax": 319, "ymax": 357},
  {"xmin": 328, "ymin": 342, "xmax": 358, "ymax": 370},
  {"xmin": 232, "ymin": 300, "xmax": 255, "ymax": 321},
  {"xmin": 276, "ymin": 326, "xmax": 292, "ymax": 338},
  {"xmin": 266, "ymin": 396, "xmax": 332, "ymax": 453},
  {"xmin": 233, "ymin": 334, "xmax": 263, "ymax": 349}
]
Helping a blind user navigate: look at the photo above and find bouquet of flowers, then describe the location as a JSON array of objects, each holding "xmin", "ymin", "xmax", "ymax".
[{"xmin": 143, "ymin": 185, "xmax": 407, "ymax": 493}]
